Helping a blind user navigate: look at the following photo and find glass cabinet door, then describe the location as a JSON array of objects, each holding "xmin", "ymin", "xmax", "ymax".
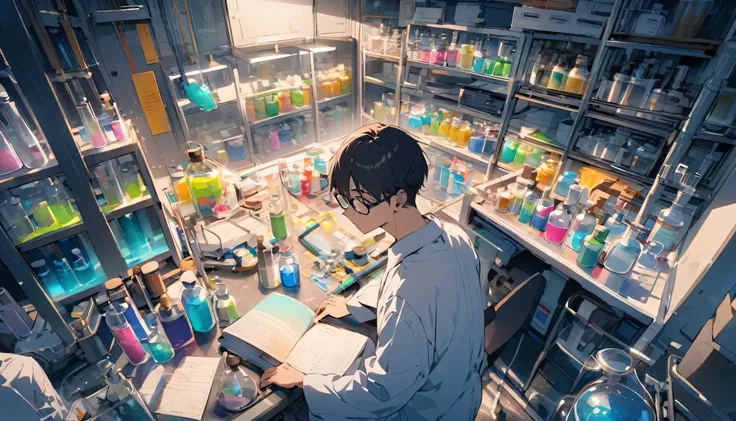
[
  {"xmin": 165, "ymin": 56, "xmax": 251, "ymax": 172},
  {"xmin": 309, "ymin": 41, "xmax": 358, "ymax": 143},
  {"xmin": 235, "ymin": 47, "xmax": 315, "ymax": 163}
]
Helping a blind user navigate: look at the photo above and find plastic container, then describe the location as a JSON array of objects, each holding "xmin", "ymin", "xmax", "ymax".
[
  {"xmin": 630, "ymin": 144, "xmax": 657, "ymax": 176},
  {"xmin": 562, "ymin": 55, "xmax": 589, "ymax": 95},
  {"xmin": 567, "ymin": 201, "xmax": 597, "ymax": 252},
  {"xmin": 518, "ymin": 185, "xmax": 538, "ymax": 225},
  {"xmin": 530, "ymin": 191, "xmax": 554, "ymax": 232},
  {"xmin": 438, "ymin": 118, "xmax": 451, "ymax": 140},
  {"xmin": 181, "ymin": 272, "xmax": 216, "ymax": 333},
  {"xmin": 448, "ymin": 118, "xmax": 462, "ymax": 144},
  {"xmin": 457, "ymin": 122, "xmax": 472, "ymax": 147},
  {"xmin": 544, "ymin": 195, "xmax": 576, "ymax": 243},
  {"xmin": 279, "ymin": 247, "xmax": 301, "ymax": 287},
  {"xmin": 572, "ymin": 348, "xmax": 655, "ymax": 421},
  {"xmin": 547, "ymin": 59, "xmax": 568, "ymax": 91}
]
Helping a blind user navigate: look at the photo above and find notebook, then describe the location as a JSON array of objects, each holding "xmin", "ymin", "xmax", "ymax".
[{"xmin": 220, "ymin": 294, "xmax": 368, "ymax": 375}]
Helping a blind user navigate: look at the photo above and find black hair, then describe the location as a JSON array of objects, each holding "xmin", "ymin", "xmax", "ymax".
[{"xmin": 329, "ymin": 124, "xmax": 428, "ymax": 207}]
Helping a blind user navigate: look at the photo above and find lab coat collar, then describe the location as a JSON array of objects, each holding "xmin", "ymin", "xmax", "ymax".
[{"xmin": 387, "ymin": 215, "xmax": 442, "ymax": 271}]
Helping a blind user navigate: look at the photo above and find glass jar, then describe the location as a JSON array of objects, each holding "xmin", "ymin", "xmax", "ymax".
[
  {"xmin": 513, "ymin": 145, "xmax": 528, "ymax": 167},
  {"xmin": 572, "ymin": 348, "xmax": 655, "ymax": 421},
  {"xmin": 494, "ymin": 187, "xmax": 510, "ymax": 213},
  {"xmin": 185, "ymin": 145, "xmax": 223, "ymax": 217},
  {"xmin": 448, "ymin": 117, "xmax": 462, "ymax": 144},
  {"xmin": 459, "ymin": 44, "xmax": 474, "ymax": 70},
  {"xmin": 181, "ymin": 273, "xmax": 216, "ymax": 333},
  {"xmin": 536, "ymin": 159, "xmax": 558, "ymax": 187},
  {"xmin": 279, "ymin": 247, "xmax": 301, "ymax": 287},
  {"xmin": 500, "ymin": 139, "xmax": 519, "ymax": 163},
  {"xmin": 217, "ymin": 354, "xmax": 258, "ymax": 412},
  {"xmin": 604, "ymin": 224, "xmax": 643, "ymax": 274},
  {"xmin": 2, "ymin": 196, "xmax": 34, "ymax": 241}
]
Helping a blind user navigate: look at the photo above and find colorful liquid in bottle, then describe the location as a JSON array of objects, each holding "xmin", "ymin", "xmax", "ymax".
[
  {"xmin": 111, "ymin": 324, "xmax": 148, "ymax": 365},
  {"xmin": 49, "ymin": 202, "xmax": 76, "ymax": 225},
  {"xmin": 544, "ymin": 223, "xmax": 569, "ymax": 243},
  {"xmin": 577, "ymin": 242, "xmax": 603, "ymax": 268},
  {"xmin": 123, "ymin": 303, "xmax": 149, "ymax": 341},
  {"xmin": 125, "ymin": 181, "xmax": 143, "ymax": 199},
  {"xmin": 280, "ymin": 264, "xmax": 300, "ymax": 287},
  {"xmin": 161, "ymin": 315, "xmax": 194, "ymax": 349},
  {"xmin": 183, "ymin": 296, "xmax": 215, "ymax": 333},
  {"xmin": 569, "ymin": 231, "xmax": 589, "ymax": 252},
  {"xmin": 518, "ymin": 201, "xmax": 536, "ymax": 224},
  {"xmin": 270, "ymin": 211, "xmax": 287, "ymax": 241},
  {"xmin": 149, "ymin": 339, "xmax": 175, "ymax": 363}
]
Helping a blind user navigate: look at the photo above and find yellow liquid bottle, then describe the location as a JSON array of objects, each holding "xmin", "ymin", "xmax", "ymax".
[
  {"xmin": 562, "ymin": 55, "xmax": 589, "ymax": 95},
  {"xmin": 448, "ymin": 117, "xmax": 461, "ymax": 143},
  {"xmin": 438, "ymin": 118, "xmax": 451, "ymax": 139},
  {"xmin": 457, "ymin": 122, "xmax": 472, "ymax": 147}
]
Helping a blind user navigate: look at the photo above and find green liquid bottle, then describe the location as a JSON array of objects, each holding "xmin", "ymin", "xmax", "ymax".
[
  {"xmin": 269, "ymin": 197, "xmax": 288, "ymax": 241},
  {"xmin": 185, "ymin": 147, "xmax": 223, "ymax": 217},
  {"xmin": 577, "ymin": 226, "xmax": 609, "ymax": 268}
]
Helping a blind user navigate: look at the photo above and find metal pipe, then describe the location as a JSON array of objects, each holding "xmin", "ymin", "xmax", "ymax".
[{"xmin": 634, "ymin": 40, "xmax": 736, "ymax": 226}]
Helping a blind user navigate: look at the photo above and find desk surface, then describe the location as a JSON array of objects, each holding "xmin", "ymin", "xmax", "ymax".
[{"xmin": 469, "ymin": 198, "xmax": 669, "ymax": 325}]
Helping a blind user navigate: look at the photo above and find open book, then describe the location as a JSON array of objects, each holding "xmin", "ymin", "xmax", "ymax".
[{"xmin": 220, "ymin": 294, "xmax": 368, "ymax": 375}]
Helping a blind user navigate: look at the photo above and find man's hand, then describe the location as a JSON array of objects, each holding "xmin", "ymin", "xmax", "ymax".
[
  {"xmin": 260, "ymin": 363, "xmax": 304, "ymax": 389},
  {"xmin": 314, "ymin": 296, "xmax": 350, "ymax": 323}
]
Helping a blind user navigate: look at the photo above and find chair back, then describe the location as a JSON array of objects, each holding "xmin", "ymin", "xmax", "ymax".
[{"xmin": 485, "ymin": 273, "xmax": 546, "ymax": 357}]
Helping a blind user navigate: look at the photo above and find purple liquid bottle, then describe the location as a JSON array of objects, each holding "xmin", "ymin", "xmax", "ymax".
[{"xmin": 157, "ymin": 293, "xmax": 195, "ymax": 349}]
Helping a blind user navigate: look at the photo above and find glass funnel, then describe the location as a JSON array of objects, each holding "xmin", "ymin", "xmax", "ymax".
[
  {"xmin": 572, "ymin": 348, "xmax": 655, "ymax": 421},
  {"xmin": 603, "ymin": 223, "xmax": 644, "ymax": 275}
]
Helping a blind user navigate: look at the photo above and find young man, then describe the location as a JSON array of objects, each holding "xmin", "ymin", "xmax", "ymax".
[{"xmin": 261, "ymin": 124, "xmax": 488, "ymax": 420}]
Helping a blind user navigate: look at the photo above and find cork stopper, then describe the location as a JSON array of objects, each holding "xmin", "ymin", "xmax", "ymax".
[
  {"xmin": 141, "ymin": 260, "xmax": 159, "ymax": 275},
  {"xmin": 187, "ymin": 147, "xmax": 204, "ymax": 163},
  {"xmin": 104, "ymin": 278, "xmax": 123, "ymax": 291},
  {"xmin": 159, "ymin": 293, "xmax": 173, "ymax": 310},
  {"xmin": 226, "ymin": 354, "xmax": 241, "ymax": 368}
]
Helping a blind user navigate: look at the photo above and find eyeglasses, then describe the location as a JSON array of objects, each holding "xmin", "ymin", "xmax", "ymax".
[{"xmin": 334, "ymin": 193, "xmax": 389, "ymax": 215}]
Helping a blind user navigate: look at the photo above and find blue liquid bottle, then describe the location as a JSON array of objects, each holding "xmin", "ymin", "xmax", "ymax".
[
  {"xmin": 181, "ymin": 272, "xmax": 216, "ymax": 333},
  {"xmin": 566, "ymin": 200, "xmax": 597, "ymax": 252},
  {"xmin": 53, "ymin": 258, "xmax": 81, "ymax": 294},
  {"xmin": 530, "ymin": 188, "xmax": 554, "ymax": 232},
  {"xmin": 517, "ymin": 183, "xmax": 538, "ymax": 225},
  {"xmin": 157, "ymin": 293, "xmax": 194, "ymax": 349},
  {"xmin": 119, "ymin": 212, "xmax": 150, "ymax": 259},
  {"xmin": 70, "ymin": 247, "xmax": 97, "ymax": 284}
]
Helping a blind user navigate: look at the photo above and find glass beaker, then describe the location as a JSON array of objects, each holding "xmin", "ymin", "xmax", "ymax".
[
  {"xmin": 0, "ymin": 86, "xmax": 48, "ymax": 168},
  {"xmin": 46, "ymin": 182, "xmax": 79, "ymax": 225},
  {"xmin": 120, "ymin": 164, "xmax": 144, "ymax": 199},
  {"xmin": 256, "ymin": 235, "xmax": 280, "ymax": 289},
  {"xmin": 571, "ymin": 348, "xmax": 655, "ymax": 421},
  {"xmin": 70, "ymin": 247, "xmax": 97, "ymax": 285},
  {"xmin": 269, "ymin": 196, "xmax": 288, "ymax": 241},
  {"xmin": 118, "ymin": 212, "xmax": 151, "ymax": 258}
]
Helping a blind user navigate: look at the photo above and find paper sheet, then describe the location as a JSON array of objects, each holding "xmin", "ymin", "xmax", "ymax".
[
  {"xmin": 286, "ymin": 323, "xmax": 367, "ymax": 375},
  {"xmin": 154, "ymin": 357, "xmax": 220, "ymax": 420}
]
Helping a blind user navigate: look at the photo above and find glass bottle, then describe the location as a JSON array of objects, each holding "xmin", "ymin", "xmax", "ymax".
[
  {"xmin": 438, "ymin": 117, "xmax": 451, "ymax": 140},
  {"xmin": 572, "ymin": 348, "xmax": 655, "ymax": 421},
  {"xmin": 577, "ymin": 226, "xmax": 609, "ymax": 268},
  {"xmin": 269, "ymin": 196, "xmax": 288, "ymax": 241},
  {"xmin": 157, "ymin": 293, "xmax": 195, "ymax": 349},
  {"xmin": 407, "ymin": 109, "xmax": 423, "ymax": 132},
  {"xmin": 70, "ymin": 247, "xmax": 97, "ymax": 285},
  {"xmin": 513, "ymin": 145, "xmax": 528, "ymax": 167},
  {"xmin": 421, "ymin": 33, "xmax": 432, "ymax": 63},
  {"xmin": 494, "ymin": 41, "xmax": 514, "ymax": 77},
  {"xmin": 518, "ymin": 183, "xmax": 539, "ymax": 225},
  {"xmin": 528, "ymin": 53, "xmax": 547, "ymax": 86},
  {"xmin": 105, "ymin": 305, "xmax": 149, "ymax": 365},
  {"xmin": 0, "ymin": 85, "xmax": 48, "ymax": 169},
  {"xmin": 446, "ymin": 32, "xmax": 459, "ymax": 67},
  {"xmin": 93, "ymin": 163, "xmax": 124, "ymax": 210},
  {"xmin": 118, "ymin": 211, "xmax": 150, "ymax": 258},
  {"xmin": 185, "ymin": 144, "xmax": 223, "ymax": 218},
  {"xmin": 145, "ymin": 313, "xmax": 174, "ymax": 364},
  {"xmin": 566, "ymin": 200, "xmax": 597, "ymax": 252},
  {"xmin": 547, "ymin": 58, "xmax": 568, "ymax": 91},
  {"xmin": 53, "ymin": 258, "xmax": 81, "ymax": 295},
  {"xmin": 530, "ymin": 188, "xmax": 554, "ymax": 232},
  {"xmin": 509, "ymin": 181, "xmax": 527, "ymax": 216},
  {"xmin": 77, "ymin": 97, "xmax": 107, "ymax": 148},
  {"xmin": 544, "ymin": 194, "xmax": 577, "ymax": 244},
  {"xmin": 604, "ymin": 223, "xmax": 644, "ymax": 274},
  {"xmin": 459, "ymin": 44, "xmax": 474, "ymax": 70},
  {"xmin": 256, "ymin": 235, "xmax": 281, "ymax": 289},
  {"xmin": 45, "ymin": 181, "xmax": 78, "ymax": 225},
  {"xmin": 647, "ymin": 180, "xmax": 695, "ymax": 253},
  {"xmin": 429, "ymin": 112, "xmax": 441, "ymax": 136},
  {"xmin": 495, "ymin": 187, "xmax": 510, "ymax": 214},
  {"xmin": 500, "ymin": 139, "xmax": 519, "ymax": 163},
  {"xmin": 279, "ymin": 246, "xmax": 301, "ymax": 287},
  {"xmin": 106, "ymin": 277, "xmax": 149, "ymax": 341},
  {"xmin": 457, "ymin": 121, "xmax": 472, "ymax": 147},
  {"xmin": 472, "ymin": 40, "xmax": 485, "ymax": 73},
  {"xmin": 448, "ymin": 117, "xmax": 462, "ymax": 144},
  {"xmin": 604, "ymin": 211, "xmax": 628, "ymax": 245},
  {"xmin": 217, "ymin": 354, "xmax": 258, "ymax": 412},
  {"xmin": 181, "ymin": 272, "xmax": 216, "ymax": 333},
  {"xmin": 31, "ymin": 259, "xmax": 61, "ymax": 298},
  {"xmin": 483, "ymin": 38, "xmax": 498, "ymax": 75},
  {"xmin": 429, "ymin": 34, "xmax": 443, "ymax": 66},
  {"xmin": 215, "ymin": 284, "xmax": 238, "ymax": 327},
  {"xmin": 554, "ymin": 171, "xmax": 578, "ymax": 198},
  {"xmin": 562, "ymin": 55, "xmax": 590, "ymax": 95},
  {"xmin": 2, "ymin": 197, "xmax": 34, "ymax": 241},
  {"xmin": 536, "ymin": 159, "xmax": 558, "ymax": 187},
  {"xmin": 121, "ymin": 163, "xmax": 144, "ymax": 199}
]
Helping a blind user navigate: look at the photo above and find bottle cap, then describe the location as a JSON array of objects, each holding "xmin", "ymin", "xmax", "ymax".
[
  {"xmin": 215, "ymin": 285, "xmax": 230, "ymax": 300},
  {"xmin": 141, "ymin": 260, "xmax": 159, "ymax": 275},
  {"xmin": 187, "ymin": 147, "xmax": 204, "ymax": 163},
  {"xmin": 159, "ymin": 293, "xmax": 173, "ymax": 310},
  {"xmin": 226, "ymin": 354, "xmax": 241, "ymax": 368},
  {"xmin": 104, "ymin": 278, "xmax": 123, "ymax": 292},
  {"xmin": 180, "ymin": 270, "xmax": 197, "ymax": 287}
]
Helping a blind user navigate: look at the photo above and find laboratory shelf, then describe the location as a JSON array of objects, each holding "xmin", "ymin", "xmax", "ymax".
[
  {"xmin": 181, "ymin": 97, "xmax": 238, "ymax": 116},
  {"xmin": 470, "ymin": 198, "xmax": 668, "ymax": 325},
  {"xmin": 584, "ymin": 108, "xmax": 675, "ymax": 139},
  {"xmin": 516, "ymin": 85, "xmax": 583, "ymax": 112},
  {"xmin": 409, "ymin": 21, "xmax": 522, "ymax": 40},
  {"xmin": 318, "ymin": 92, "xmax": 353, "ymax": 108},
  {"xmin": 105, "ymin": 196, "xmax": 154, "ymax": 221},
  {"xmin": 81, "ymin": 139, "xmax": 138, "ymax": 166},
  {"xmin": 608, "ymin": 34, "xmax": 720, "ymax": 57},
  {"xmin": 568, "ymin": 150, "xmax": 656, "ymax": 186},
  {"xmin": 401, "ymin": 86, "xmax": 503, "ymax": 123},
  {"xmin": 529, "ymin": 31, "xmax": 602, "ymax": 45},
  {"xmin": 249, "ymin": 106, "xmax": 313, "ymax": 129},
  {"xmin": 253, "ymin": 140, "xmax": 314, "ymax": 165},
  {"xmin": 364, "ymin": 75, "xmax": 397, "ymax": 90},
  {"xmin": 16, "ymin": 221, "xmax": 86, "ymax": 253},
  {"xmin": 497, "ymin": 161, "xmax": 516, "ymax": 173},
  {"xmin": 55, "ymin": 280, "xmax": 108, "ymax": 307},
  {"xmin": 364, "ymin": 51, "xmax": 400, "ymax": 63},
  {"xmin": 697, "ymin": 130, "xmax": 736, "ymax": 146},
  {"xmin": 605, "ymin": 39, "xmax": 715, "ymax": 59},
  {"xmin": 412, "ymin": 132, "xmax": 490, "ymax": 167},
  {"xmin": 506, "ymin": 128, "xmax": 565, "ymax": 154},
  {"xmin": 406, "ymin": 59, "xmax": 511, "ymax": 86},
  {"xmin": 0, "ymin": 160, "xmax": 61, "ymax": 192}
]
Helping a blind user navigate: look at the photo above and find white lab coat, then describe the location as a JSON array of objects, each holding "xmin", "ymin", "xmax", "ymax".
[{"xmin": 304, "ymin": 216, "xmax": 488, "ymax": 420}]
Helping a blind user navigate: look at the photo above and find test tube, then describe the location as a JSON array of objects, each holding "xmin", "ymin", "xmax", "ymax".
[{"xmin": 77, "ymin": 98, "xmax": 107, "ymax": 149}]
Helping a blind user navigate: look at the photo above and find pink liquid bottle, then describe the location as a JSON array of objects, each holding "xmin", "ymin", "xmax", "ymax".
[
  {"xmin": 77, "ymin": 98, "xmax": 107, "ymax": 149},
  {"xmin": 421, "ymin": 33, "xmax": 432, "ymax": 63},
  {"xmin": 544, "ymin": 194, "xmax": 577, "ymax": 244},
  {"xmin": 269, "ymin": 127, "xmax": 281, "ymax": 152},
  {"xmin": 105, "ymin": 305, "xmax": 149, "ymax": 365},
  {"xmin": 0, "ymin": 128, "xmax": 22, "ymax": 176}
]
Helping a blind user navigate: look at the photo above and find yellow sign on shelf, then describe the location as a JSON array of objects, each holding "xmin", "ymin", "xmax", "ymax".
[
  {"xmin": 131, "ymin": 71, "xmax": 171, "ymax": 136},
  {"xmin": 136, "ymin": 23, "xmax": 159, "ymax": 64}
]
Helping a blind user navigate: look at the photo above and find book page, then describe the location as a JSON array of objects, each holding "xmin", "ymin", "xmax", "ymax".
[
  {"xmin": 155, "ymin": 357, "xmax": 219, "ymax": 420},
  {"xmin": 286, "ymin": 323, "xmax": 367, "ymax": 375},
  {"xmin": 223, "ymin": 294, "xmax": 314, "ymax": 363}
]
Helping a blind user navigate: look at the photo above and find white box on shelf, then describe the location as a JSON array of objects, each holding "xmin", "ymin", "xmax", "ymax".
[{"xmin": 512, "ymin": 7, "xmax": 607, "ymax": 39}]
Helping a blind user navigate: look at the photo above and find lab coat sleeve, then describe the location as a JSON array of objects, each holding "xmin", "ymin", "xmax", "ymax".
[
  {"xmin": 303, "ymin": 297, "xmax": 431, "ymax": 419},
  {"xmin": 346, "ymin": 283, "xmax": 379, "ymax": 323}
]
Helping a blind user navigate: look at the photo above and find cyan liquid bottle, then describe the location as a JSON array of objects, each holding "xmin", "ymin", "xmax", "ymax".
[
  {"xmin": 181, "ymin": 272, "xmax": 216, "ymax": 333},
  {"xmin": 145, "ymin": 314, "xmax": 175, "ymax": 364},
  {"xmin": 577, "ymin": 226, "xmax": 609, "ymax": 269}
]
